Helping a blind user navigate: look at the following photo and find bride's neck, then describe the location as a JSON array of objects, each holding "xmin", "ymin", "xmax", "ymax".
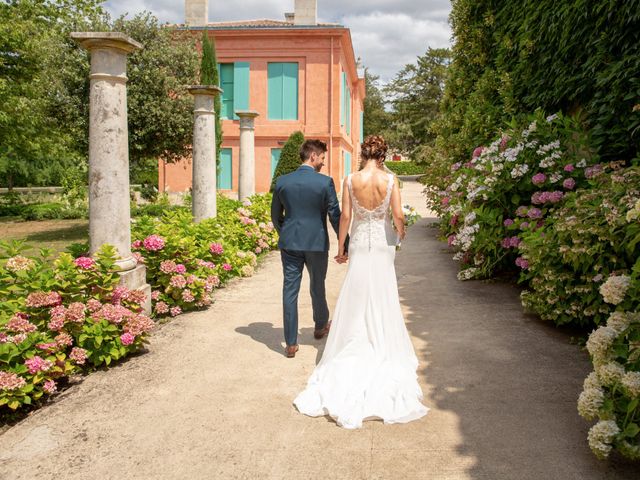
[{"xmin": 361, "ymin": 159, "xmax": 383, "ymax": 170}]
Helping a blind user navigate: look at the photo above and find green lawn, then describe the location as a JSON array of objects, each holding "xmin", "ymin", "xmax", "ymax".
[{"xmin": 0, "ymin": 218, "xmax": 89, "ymax": 256}]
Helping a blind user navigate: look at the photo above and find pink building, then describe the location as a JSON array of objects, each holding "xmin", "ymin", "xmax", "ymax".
[{"xmin": 160, "ymin": 0, "xmax": 365, "ymax": 195}]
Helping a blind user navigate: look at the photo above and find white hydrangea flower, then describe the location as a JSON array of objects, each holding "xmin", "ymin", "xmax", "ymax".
[
  {"xmin": 539, "ymin": 157, "xmax": 556, "ymax": 169},
  {"xmin": 546, "ymin": 114, "xmax": 559, "ymax": 123},
  {"xmin": 457, "ymin": 268, "xmax": 477, "ymax": 281},
  {"xmin": 621, "ymin": 371, "xmax": 640, "ymax": 397},
  {"xmin": 510, "ymin": 164, "xmax": 530, "ymax": 178},
  {"xmin": 549, "ymin": 172, "xmax": 563, "ymax": 183},
  {"xmin": 522, "ymin": 121, "xmax": 537, "ymax": 138},
  {"xmin": 626, "ymin": 199, "xmax": 640, "ymax": 222},
  {"xmin": 452, "ymin": 252, "xmax": 464, "ymax": 261},
  {"xmin": 536, "ymin": 140, "xmax": 561, "ymax": 155},
  {"xmin": 599, "ymin": 275, "xmax": 631, "ymax": 305},
  {"xmin": 596, "ymin": 362, "xmax": 626, "ymax": 387},
  {"xmin": 583, "ymin": 371, "xmax": 602, "ymax": 390},
  {"xmin": 588, "ymin": 420, "xmax": 620, "ymax": 459},
  {"xmin": 578, "ymin": 387, "xmax": 605, "ymax": 420},
  {"xmin": 606, "ymin": 311, "xmax": 635, "ymax": 334},
  {"xmin": 502, "ymin": 144, "xmax": 524, "ymax": 162},
  {"xmin": 586, "ymin": 326, "xmax": 618, "ymax": 362},
  {"xmin": 577, "ymin": 158, "xmax": 587, "ymax": 168}
]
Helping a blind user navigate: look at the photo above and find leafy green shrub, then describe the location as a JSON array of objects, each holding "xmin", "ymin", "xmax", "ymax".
[
  {"xmin": 384, "ymin": 162, "xmax": 426, "ymax": 175},
  {"xmin": 270, "ymin": 131, "xmax": 305, "ymax": 191},
  {"xmin": 21, "ymin": 202, "xmax": 87, "ymax": 221}
]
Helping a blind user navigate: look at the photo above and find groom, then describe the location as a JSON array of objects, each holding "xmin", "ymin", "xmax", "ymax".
[{"xmin": 270, "ymin": 139, "xmax": 346, "ymax": 358}]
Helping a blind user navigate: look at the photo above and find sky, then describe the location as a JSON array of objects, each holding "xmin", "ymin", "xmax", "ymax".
[{"xmin": 103, "ymin": 0, "xmax": 453, "ymax": 83}]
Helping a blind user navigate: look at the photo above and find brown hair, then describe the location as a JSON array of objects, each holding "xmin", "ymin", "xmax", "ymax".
[
  {"xmin": 300, "ymin": 139, "xmax": 328, "ymax": 161},
  {"xmin": 361, "ymin": 135, "xmax": 388, "ymax": 161}
]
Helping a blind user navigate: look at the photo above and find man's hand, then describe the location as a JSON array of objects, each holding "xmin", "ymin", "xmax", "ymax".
[{"xmin": 334, "ymin": 254, "xmax": 348, "ymax": 264}]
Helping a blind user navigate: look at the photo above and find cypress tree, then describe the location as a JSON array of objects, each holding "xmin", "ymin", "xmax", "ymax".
[
  {"xmin": 270, "ymin": 131, "xmax": 305, "ymax": 191},
  {"xmin": 200, "ymin": 31, "xmax": 222, "ymax": 165}
]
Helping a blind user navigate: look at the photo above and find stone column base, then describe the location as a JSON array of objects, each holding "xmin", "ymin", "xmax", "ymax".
[{"xmin": 118, "ymin": 265, "xmax": 152, "ymax": 315}]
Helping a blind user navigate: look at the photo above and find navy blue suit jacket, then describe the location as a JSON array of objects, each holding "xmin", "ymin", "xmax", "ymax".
[{"xmin": 271, "ymin": 165, "xmax": 342, "ymax": 252}]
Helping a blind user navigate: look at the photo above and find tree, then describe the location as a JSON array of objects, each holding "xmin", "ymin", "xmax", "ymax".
[
  {"xmin": 200, "ymin": 31, "xmax": 222, "ymax": 165},
  {"xmin": 270, "ymin": 131, "xmax": 305, "ymax": 191},
  {"xmin": 363, "ymin": 68, "xmax": 391, "ymax": 138},
  {"xmin": 384, "ymin": 48, "xmax": 450, "ymax": 157}
]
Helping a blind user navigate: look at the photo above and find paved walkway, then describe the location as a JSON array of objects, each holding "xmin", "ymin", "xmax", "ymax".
[{"xmin": 0, "ymin": 180, "xmax": 637, "ymax": 479}]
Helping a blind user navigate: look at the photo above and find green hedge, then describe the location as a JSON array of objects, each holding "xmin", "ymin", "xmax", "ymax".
[{"xmin": 385, "ymin": 162, "xmax": 426, "ymax": 175}]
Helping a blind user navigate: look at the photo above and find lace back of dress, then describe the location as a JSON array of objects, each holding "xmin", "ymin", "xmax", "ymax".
[{"xmin": 348, "ymin": 173, "xmax": 394, "ymax": 250}]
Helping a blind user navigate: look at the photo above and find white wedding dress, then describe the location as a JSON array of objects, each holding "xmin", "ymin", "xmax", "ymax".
[{"xmin": 293, "ymin": 173, "xmax": 429, "ymax": 429}]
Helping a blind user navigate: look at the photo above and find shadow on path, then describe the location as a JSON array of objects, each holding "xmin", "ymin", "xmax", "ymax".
[{"xmin": 235, "ymin": 323, "xmax": 327, "ymax": 362}]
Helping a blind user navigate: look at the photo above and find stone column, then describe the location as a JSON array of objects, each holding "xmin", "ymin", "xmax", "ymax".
[
  {"xmin": 71, "ymin": 32, "xmax": 151, "ymax": 313},
  {"xmin": 236, "ymin": 110, "xmax": 259, "ymax": 201},
  {"xmin": 188, "ymin": 86, "xmax": 222, "ymax": 221}
]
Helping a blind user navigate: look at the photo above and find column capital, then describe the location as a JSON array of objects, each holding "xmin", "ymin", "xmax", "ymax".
[
  {"xmin": 188, "ymin": 85, "xmax": 223, "ymax": 97},
  {"xmin": 71, "ymin": 32, "xmax": 143, "ymax": 53},
  {"xmin": 236, "ymin": 110, "xmax": 259, "ymax": 130}
]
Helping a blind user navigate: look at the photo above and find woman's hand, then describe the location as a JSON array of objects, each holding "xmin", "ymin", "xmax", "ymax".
[{"xmin": 335, "ymin": 251, "xmax": 349, "ymax": 264}]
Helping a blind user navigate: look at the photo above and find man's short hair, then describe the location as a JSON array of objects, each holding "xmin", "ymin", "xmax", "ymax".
[{"xmin": 300, "ymin": 139, "xmax": 328, "ymax": 161}]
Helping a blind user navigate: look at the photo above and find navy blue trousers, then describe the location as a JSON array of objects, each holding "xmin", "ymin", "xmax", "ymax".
[{"xmin": 280, "ymin": 249, "xmax": 330, "ymax": 346}]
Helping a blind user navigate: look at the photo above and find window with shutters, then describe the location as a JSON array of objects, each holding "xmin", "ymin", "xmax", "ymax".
[
  {"xmin": 268, "ymin": 63, "xmax": 298, "ymax": 120},
  {"xmin": 217, "ymin": 62, "xmax": 250, "ymax": 120}
]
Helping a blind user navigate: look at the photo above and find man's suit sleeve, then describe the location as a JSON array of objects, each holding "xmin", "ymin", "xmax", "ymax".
[
  {"xmin": 270, "ymin": 182, "xmax": 284, "ymax": 234},
  {"xmin": 326, "ymin": 178, "xmax": 341, "ymax": 237}
]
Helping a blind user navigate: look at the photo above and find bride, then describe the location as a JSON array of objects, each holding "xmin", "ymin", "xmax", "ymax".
[{"xmin": 293, "ymin": 135, "xmax": 429, "ymax": 429}]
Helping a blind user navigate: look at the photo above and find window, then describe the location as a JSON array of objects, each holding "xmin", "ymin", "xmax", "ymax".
[
  {"xmin": 341, "ymin": 71, "xmax": 351, "ymax": 135},
  {"xmin": 360, "ymin": 111, "xmax": 364, "ymax": 143},
  {"xmin": 344, "ymin": 150, "xmax": 352, "ymax": 176},
  {"xmin": 217, "ymin": 62, "xmax": 250, "ymax": 120},
  {"xmin": 268, "ymin": 63, "xmax": 298, "ymax": 120},
  {"xmin": 218, "ymin": 148, "xmax": 233, "ymax": 189},
  {"xmin": 271, "ymin": 148, "xmax": 282, "ymax": 179}
]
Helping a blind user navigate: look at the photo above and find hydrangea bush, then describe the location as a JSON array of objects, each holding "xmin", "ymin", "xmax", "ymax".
[
  {"xmin": 426, "ymin": 110, "xmax": 599, "ymax": 281},
  {"xmin": 0, "ymin": 244, "xmax": 152, "ymax": 412},
  {"xmin": 131, "ymin": 194, "xmax": 278, "ymax": 317},
  {"xmin": 519, "ymin": 166, "xmax": 640, "ymax": 327}
]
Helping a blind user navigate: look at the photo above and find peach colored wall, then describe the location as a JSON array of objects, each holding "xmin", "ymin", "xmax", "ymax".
[{"xmin": 161, "ymin": 28, "xmax": 365, "ymax": 194}]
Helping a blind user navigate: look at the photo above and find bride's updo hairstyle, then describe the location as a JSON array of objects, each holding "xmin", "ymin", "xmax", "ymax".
[{"xmin": 360, "ymin": 135, "xmax": 388, "ymax": 169}]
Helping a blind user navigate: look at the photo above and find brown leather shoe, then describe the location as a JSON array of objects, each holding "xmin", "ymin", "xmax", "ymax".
[
  {"xmin": 285, "ymin": 344, "xmax": 299, "ymax": 358},
  {"xmin": 314, "ymin": 321, "xmax": 331, "ymax": 340}
]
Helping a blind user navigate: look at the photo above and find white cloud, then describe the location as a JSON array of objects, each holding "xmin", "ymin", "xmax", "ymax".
[{"xmin": 103, "ymin": 0, "xmax": 452, "ymax": 82}]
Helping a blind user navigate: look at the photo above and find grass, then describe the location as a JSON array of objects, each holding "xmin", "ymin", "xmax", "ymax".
[{"xmin": 0, "ymin": 218, "xmax": 89, "ymax": 256}]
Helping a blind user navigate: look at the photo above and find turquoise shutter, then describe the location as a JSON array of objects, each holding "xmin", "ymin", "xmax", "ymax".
[
  {"xmin": 360, "ymin": 111, "xmax": 364, "ymax": 143},
  {"xmin": 282, "ymin": 63, "xmax": 298, "ymax": 120},
  {"xmin": 233, "ymin": 62, "xmax": 250, "ymax": 119},
  {"xmin": 344, "ymin": 151, "xmax": 352, "ymax": 176},
  {"xmin": 268, "ymin": 63, "xmax": 284, "ymax": 120},
  {"xmin": 271, "ymin": 148, "xmax": 282, "ymax": 179},
  {"xmin": 340, "ymin": 71, "xmax": 345, "ymax": 127},
  {"xmin": 220, "ymin": 64, "xmax": 234, "ymax": 119},
  {"xmin": 218, "ymin": 148, "xmax": 233, "ymax": 189},
  {"xmin": 346, "ymin": 84, "xmax": 351, "ymax": 135}
]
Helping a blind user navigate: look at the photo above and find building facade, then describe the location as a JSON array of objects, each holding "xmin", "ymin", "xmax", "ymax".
[{"xmin": 159, "ymin": 0, "xmax": 365, "ymax": 195}]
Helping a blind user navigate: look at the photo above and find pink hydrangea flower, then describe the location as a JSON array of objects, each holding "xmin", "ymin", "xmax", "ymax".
[
  {"xmin": 123, "ymin": 314, "xmax": 154, "ymax": 337},
  {"xmin": 36, "ymin": 342, "xmax": 58, "ymax": 353},
  {"xmin": 210, "ymin": 242, "xmax": 224, "ymax": 255},
  {"xmin": 74, "ymin": 257, "xmax": 96, "ymax": 269},
  {"xmin": 65, "ymin": 302, "xmax": 85, "ymax": 323},
  {"xmin": 222, "ymin": 263, "xmax": 232, "ymax": 272},
  {"xmin": 170, "ymin": 275, "xmax": 187, "ymax": 289},
  {"xmin": 6, "ymin": 314, "xmax": 37, "ymax": 333},
  {"xmin": 0, "ymin": 371, "xmax": 27, "ymax": 391},
  {"xmin": 527, "ymin": 208, "xmax": 543, "ymax": 219},
  {"xmin": 532, "ymin": 173, "xmax": 547, "ymax": 185},
  {"xmin": 120, "ymin": 333, "xmax": 135, "ymax": 346},
  {"xmin": 132, "ymin": 252, "xmax": 145, "ymax": 265},
  {"xmin": 131, "ymin": 240, "xmax": 143, "ymax": 249},
  {"xmin": 48, "ymin": 305, "xmax": 67, "ymax": 331},
  {"xmin": 472, "ymin": 146, "xmax": 484, "ymax": 159},
  {"xmin": 515, "ymin": 257, "xmax": 529, "ymax": 269},
  {"xmin": 503, "ymin": 218, "xmax": 514, "ymax": 227},
  {"xmin": 55, "ymin": 332, "xmax": 74, "ymax": 347},
  {"xmin": 175, "ymin": 264, "xmax": 187, "ymax": 274},
  {"xmin": 520, "ymin": 221, "xmax": 530, "ymax": 229},
  {"xmin": 585, "ymin": 164, "xmax": 603, "ymax": 179},
  {"xmin": 143, "ymin": 235, "xmax": 165, "ymax": 252},
  {"xmin": 515, "ymin": 206, "xmax": 528, "ymax": 217},
  {"xmin": 25, "ymin": 291, "xmax": 62, "ymax": 308},
  {"xmin": 170, "ymin": 306, "xmax": 182, "ymax": 317},
  {"xmin": 564, "ymin": 164, "xmax": 575, "ymax": 172},
  {"xmin": 154, "ymin": 301, "xmax": 169, "ymax": 314},
  {"xmin": 563, "ymin": 178, "xmax": 576, "ymax": 190},
  {"xmin": 447, "ymin": 235, "xmax": 456, "ymax": 247},
  {"xmin": 255, "ymin": 247, "xmax": 262, "ymax": 254},
  {"xmin": 69, "ymin": 347, "xmax": 88, "ymax": 365},
  {"xmin": 25, "ymin": 356, "xmax": 53, "ymax": 374},
  {"xmin": 197, "ymin": 259, "xmax": 216, "ymax": 270},
  {"xmin": 186, "ymin": 275, "xmax": 197, "ymax": 285},
  {"xmin": 449, "ymin": 215, "xmax": 459, "ymax": 227},
  {"xmin": 151, "ymin": 290, "xmax": 160, "ymax": 301},
  {"xmin": 500, "ymin": 135, "xmax": 509, "ymax": 151},
  {"xmin": 87, "ymin": 299, "xmax": 102, "ymax": 313},
  {"xmin": 441, "ymin": 197, "xmax": 450, "ymax": 206},
  {"xmin": 43, "ymin": 379, "xmax": 57, "ymax": 394},
  {"xmin": 181, "ymin": 290, "xmax": 195, "ymax": 303},
  {"xmin": 160, "ymin": 260, "xmax": 177, "ymax": 274}
]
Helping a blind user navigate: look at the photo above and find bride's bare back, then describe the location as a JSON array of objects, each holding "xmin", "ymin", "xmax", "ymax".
[{"xmin": 349, "ymin": 168, "xmax": 393, "ymax": 210}]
